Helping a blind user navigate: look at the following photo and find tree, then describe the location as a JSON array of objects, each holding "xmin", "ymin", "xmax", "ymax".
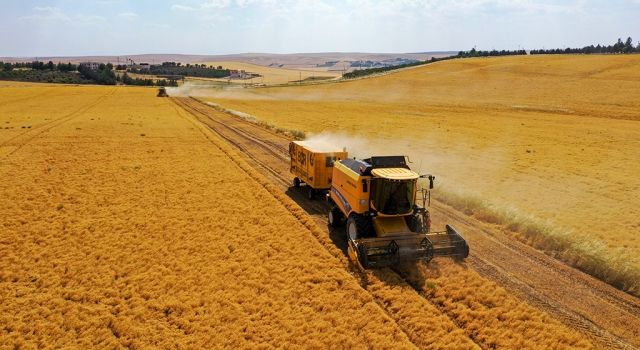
[
  {"xmin": 2, "ymin": 62, "xmax": 12, "ymax": 71},
  {"xmin": 31, "ymin": 61, "xmax": 45, "ymax": 70},
  {"xmin": 46, "ymin": 61, "xmax": 55, "ymax": 70},
  {"xmin": 624, "ymin": 37, "xmax": 634, "ymax": 53},
  {"xmin": 78, "ymin": 64, "xmax": 116, "ymax": 85},
  {"xmin": 613, "ymin": 38, "xmax": 624, "ymax": 53}
]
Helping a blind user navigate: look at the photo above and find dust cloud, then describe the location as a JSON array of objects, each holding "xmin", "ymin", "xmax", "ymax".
[
  {"xmin": 303, "ymin": 132, "xmax": 444, "ymax": 178},
  {"xmin": 165, "ymin": 82, "xmax": 255, "ymax": 99}
]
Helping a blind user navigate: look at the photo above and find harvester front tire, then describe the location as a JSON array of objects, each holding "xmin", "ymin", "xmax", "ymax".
[
  {"xmin": 293, "ymin": 177, "xmax": 301, "ymax": 188},
  {"xmin": 346, "ymin": 214, "xmax": 373, "ymax": 241},
  {"xmin": 328, "ymin": 206, "xmax": 344, "ymax": 227},
  {"xmin": 407, "ymin": 214, "xmax": 426, "ymax": 234}
]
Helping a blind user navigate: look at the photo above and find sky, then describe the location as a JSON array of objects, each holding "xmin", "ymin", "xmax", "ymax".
[{"xmin": 1, "ymin": 0, "xmax": 639, "ymax": 56}]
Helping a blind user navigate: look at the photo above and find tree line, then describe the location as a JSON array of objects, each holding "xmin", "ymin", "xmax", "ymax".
[
  {"xmin": 0, "ymin": 60, "xmax": 176, "ymax": 86},
  {"xmin": 129, "ymin": 62, "xmax": 231, "ymax": 79},
  {"xmin": 342, "ymin": 56, "xmax": 456, "ymax": 79},
  {"xmin": 457, "ymin": 49, "xmax": 527, "ymax": 58},
  {"xmin": 118, "ymin": 73, "xmax": 178, "ymax": 87},
  {"xmin": 2, "ymin": 61, "xmax": 79, "ymax": 72},
  {"xmin": 530, "ymin": 37, "xmax": 639, "ymax": 55},
  {"xmin": 458, "ymin": 37, "xmax": 639, "ymax": 57},
  {"xmin": 344, "ymin": 36, "xmax": 640, "ymax": 79},
  {"xmin": 0, "ymin": 60, "xmax": 89, "ymax": 84}
]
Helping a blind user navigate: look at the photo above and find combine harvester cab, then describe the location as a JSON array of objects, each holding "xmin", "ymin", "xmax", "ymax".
[
  {"xmin": 289, "ymin": 141, "xmax": 348, "ymax": 199},
  {"xmin": 327, "ymin": 156, "xmax": 469, "ymax": 269}
]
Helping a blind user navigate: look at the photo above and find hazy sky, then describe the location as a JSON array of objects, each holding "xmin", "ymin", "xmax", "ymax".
[{"xmin": 1, "ymin": 0, "xmax": 639, "ymax": 56}]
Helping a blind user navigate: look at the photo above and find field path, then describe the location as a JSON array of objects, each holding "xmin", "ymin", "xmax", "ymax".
[{"xmin": 173, "ymin": 97, "xmax": 640, "ymax": 350}]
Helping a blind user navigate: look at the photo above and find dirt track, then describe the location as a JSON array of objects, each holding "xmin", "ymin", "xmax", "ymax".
[{"xmin": 173, "ymin": 97, "xmax": 640, "ymax": 349}]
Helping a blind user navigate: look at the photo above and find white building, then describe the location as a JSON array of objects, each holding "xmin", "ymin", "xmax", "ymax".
[{"xmin": 80, "ymin": 62, "xmax": 101, "ymax": 70}]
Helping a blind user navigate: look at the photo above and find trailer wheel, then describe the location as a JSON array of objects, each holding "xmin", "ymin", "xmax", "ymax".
[
  {"xmin": 328, "ymin": 206, "xmax": 344, "ymax": 227},
  {"xmin": 346, "ymin": 214, "xmax": 373, "ymax": 241},
  {"xmin": 293, "ymin": 177, "xmax": 301, "ymax": 188},
  {"xmin": 307, "ymin": 186, "xmax": 315, "ymax": 200}
]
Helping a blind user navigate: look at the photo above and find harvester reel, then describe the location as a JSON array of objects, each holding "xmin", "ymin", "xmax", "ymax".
[
  {"xmin": 357, "ymin": 244, "xmax": 369, "ymax": 269},
  {"xmin": 455, "ymin": 241, "xmax": 470, "ymax": 261},
  {"xmin": 420, "ymin": 237, "xmax": 435, "ymax": 263},
  {"xmin": 387, "ymin": 240, "xmax": 400, "ymax": 256}
]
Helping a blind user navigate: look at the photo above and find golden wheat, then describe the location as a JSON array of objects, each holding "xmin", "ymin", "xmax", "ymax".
[{"xmin": 0, "ymin": 83, "xmax": 415, "ymax": 348}]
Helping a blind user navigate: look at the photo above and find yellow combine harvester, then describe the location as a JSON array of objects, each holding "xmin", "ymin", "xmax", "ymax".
[
  {"xmin": 289, "ymin": 141, "xmax": 469, "ymax": 268},
  {"xmin": 157, "ymin": 87, "xmax": 168, "ymax": 97},
  {"xmin": 327, "ymin": 155, "xmax": 469, "ymax": 268}
]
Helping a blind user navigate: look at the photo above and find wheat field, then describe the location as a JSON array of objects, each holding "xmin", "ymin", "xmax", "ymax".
[
  {"xmin": 0, "ymin": 82, "xmax": 594, "ymax": 348},
  {"xmin": 200, "ymin": 54, "xmax": 640, "ymax": 292},
  {"xmin": 0, "ymin": 83, "xmax": 414, "ymax": 348}
]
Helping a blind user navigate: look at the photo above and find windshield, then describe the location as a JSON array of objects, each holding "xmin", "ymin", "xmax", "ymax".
[{"xmin": 371, "ymin": 179, "xmax": 415, "ymax": 215}]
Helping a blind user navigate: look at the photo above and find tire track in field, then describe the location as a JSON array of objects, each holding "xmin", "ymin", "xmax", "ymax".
[
  {"xmin": 171, "ymin": 96, "xmax": 482, "ymax": 349},
  {"xmin": 172, "ymin": 97, "xmax": 640, "ymax": 349},
  {"xmin": 0, "ymin": 87, "xmax": 117, "ymax": 158}
]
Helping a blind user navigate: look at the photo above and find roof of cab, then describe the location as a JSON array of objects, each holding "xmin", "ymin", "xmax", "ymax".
[{"xmin": 371, "ymin": 167, "xmax": 419, "ymax": 180}]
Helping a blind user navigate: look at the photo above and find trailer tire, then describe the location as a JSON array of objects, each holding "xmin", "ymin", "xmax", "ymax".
[
  {"xmin": 346, "ymin": 214, "xmax": 373, "ymax": 241},
  {"xmin": 328, "ymin": 206, "xmax": 344, "ymax": 227},
  {"xmin": 307, "ymin": 186, "xmax": 315, "ymax": 200},
  {"xmin": 293, "ymin": 177, "xmax": 301, "ymax": 188}
]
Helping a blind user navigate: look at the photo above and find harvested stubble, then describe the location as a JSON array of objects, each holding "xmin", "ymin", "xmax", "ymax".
[
  {"xmin": 0, "ymin": 84, "xmax": 415, "ymax": 348},
  {"xmin": 400, "ymin": 261, "xmax": 593, "ymax": 349}
]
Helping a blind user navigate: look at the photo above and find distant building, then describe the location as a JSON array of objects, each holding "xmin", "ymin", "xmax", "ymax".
[
  {"xmin": 80, "ymin": 62, "xmax": 100, "ymax": 70},
  {"xmin": 229, "ymin": 69, "xmax": 256, "ymax": 79},
  {"xmin": 135, "ymin": 63, "xmax": 152, "ymax": 70}
]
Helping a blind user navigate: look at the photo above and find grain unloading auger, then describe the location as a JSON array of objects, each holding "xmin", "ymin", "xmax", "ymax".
[{"xmin": 325, "ymin": 155, "xmax": 469, "ymax": 269}]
